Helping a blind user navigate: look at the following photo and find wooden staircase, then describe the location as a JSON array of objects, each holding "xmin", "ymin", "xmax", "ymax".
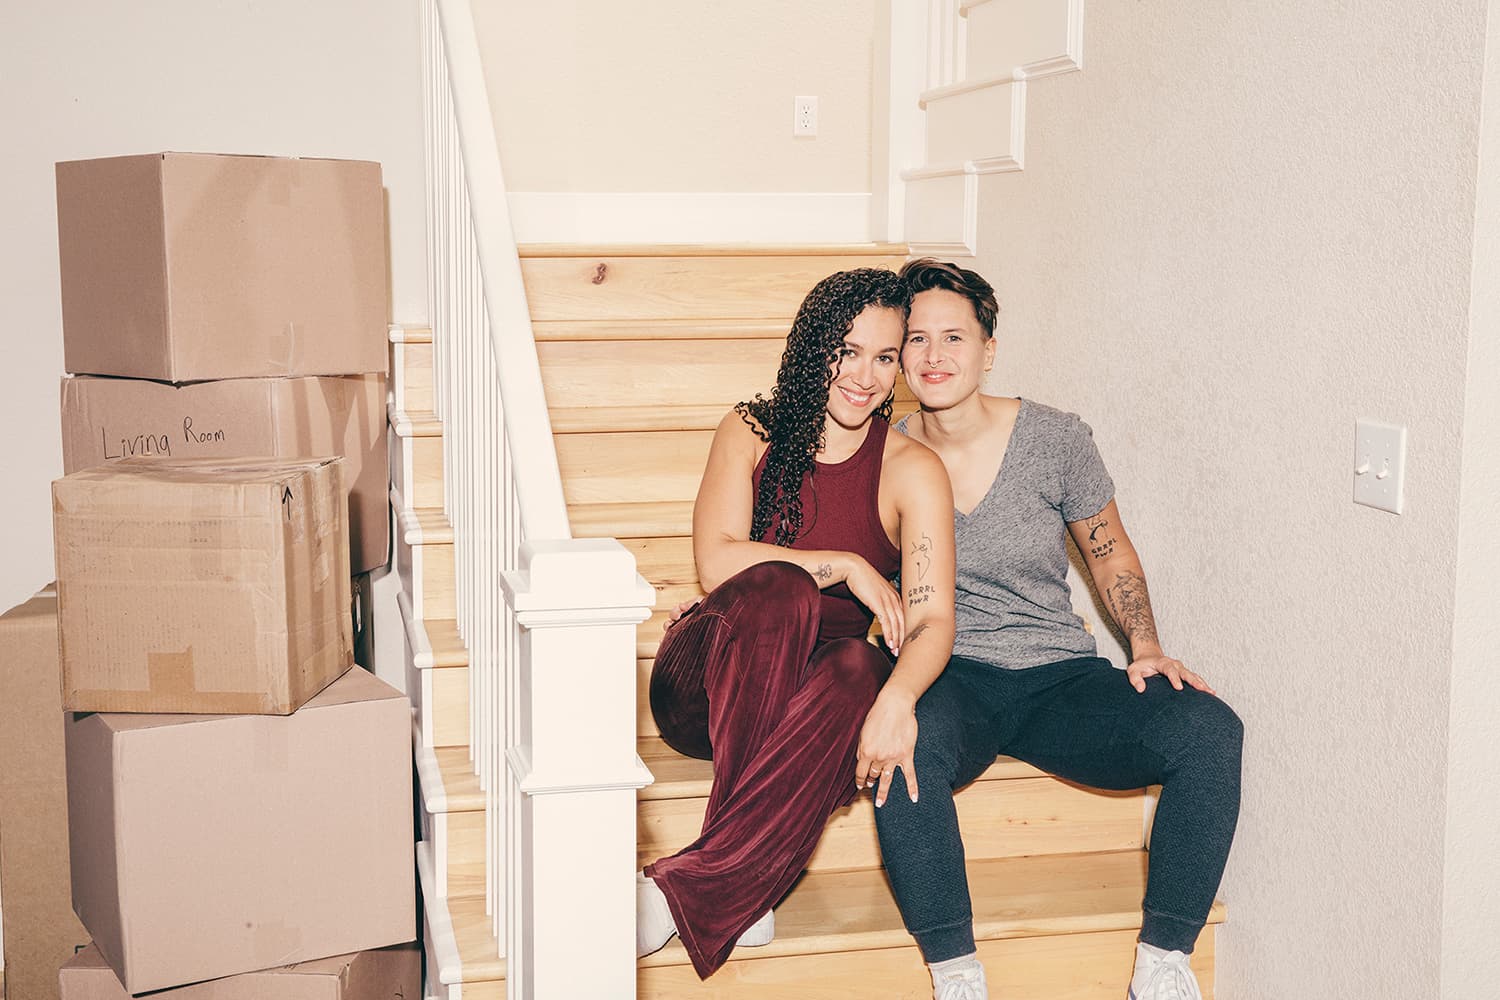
[{"xmin": 391, "ymin": 245, "xmax": 1223, "ymax": 999}]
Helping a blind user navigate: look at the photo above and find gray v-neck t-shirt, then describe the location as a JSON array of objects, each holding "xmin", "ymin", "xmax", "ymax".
[{"xmin": 897, "ymin": 398, "xmax": 1115, "ymax": 670}]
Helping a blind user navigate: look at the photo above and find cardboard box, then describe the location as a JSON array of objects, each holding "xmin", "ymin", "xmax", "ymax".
[
  {"xmin": 60, "ymin": 373, "xmax": 389, "ymax": 572},
  {"xmin": 59, "ymin": 942, "xmax": 419, "ymax": 1000},
  {"xmin": 0, "ymin": 588, "xmax": 90, "ymax": 1000},
  {"xmin": 56, "ymin": 152, "xmax": 387, "ymax": 382},
  {"xmin": 53, "ymin": 457, "xmax": 353, "ymax": 715},
  {"xmin": 65, "ymin": 668, "xmax": 415, "ymax": 994}
]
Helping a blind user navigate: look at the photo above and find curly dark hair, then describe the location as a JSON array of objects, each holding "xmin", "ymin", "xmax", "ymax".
[{"xmin": 736, "ymin": 267, "xmax": 911, "ymax": 546}]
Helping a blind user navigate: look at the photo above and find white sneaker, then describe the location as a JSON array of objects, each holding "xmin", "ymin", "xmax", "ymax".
[
  {"xmin": 735, "ymin": 909, "xmax": 775, "ymax": 947},
  {"xmin": 932, "ymin": 957, "xmax": 988, "ymax": 1000},
  {"xmin": 1128, "ymin": 947, "xmax": 1204, "ymax": 1000},
  {"xmin": 636, "ymin": 872, "xmax": 677, "ymax": 959}
]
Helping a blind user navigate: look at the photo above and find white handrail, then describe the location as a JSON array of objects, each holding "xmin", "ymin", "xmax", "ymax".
[
  {"xmin": 421, "ymin": 2, "xmax": 654, "ymax": 996},
  {"xmin": 431, "ymin": 0, "xmax": 570, "ymax": 543}
]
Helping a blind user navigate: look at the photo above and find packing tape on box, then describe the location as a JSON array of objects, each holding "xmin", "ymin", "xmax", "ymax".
[{"xmin": 148, "ymin": 646, "xmax": 199, "ymax": 696}]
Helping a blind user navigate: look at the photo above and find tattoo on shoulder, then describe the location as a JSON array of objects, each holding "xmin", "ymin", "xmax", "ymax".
[
  {"xmin": 905, "ymin": 623, "xmax": 930, "ymax": 645},
  {"xmin": 1085, "ymin": 513, "xmax": 1117, "ymax": 561},
  {"xmin": 1104, "ymin": 571, "xmax": 1159, "ymax": 647},
  {"xmin": 814, "ymin": 562, "xmax": 833, "ymax": 582},
  {"xmin": 911, "ymin": 533, "xmax": 932, "ymax": 581}
]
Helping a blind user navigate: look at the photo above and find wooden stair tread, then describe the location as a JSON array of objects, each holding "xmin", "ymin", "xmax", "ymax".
[
  {"xmin": 638, "ymin": 736, "xmax": 1045, "ymax": 802},
  {"xmin": 394, "ymin": 502, "xmax": 454, "ymax": 545},
  {"xmin": 389, "ymin": 324, "xmax": 433, "ymax": 343},
  {"xmin": 387, "ymin": 403, "xmax": 443, "ymax": 437},
  {"xmin": 433, "ymin": 746, "xmax": 484, "ymax": 812},
  {"xmin": 638, "ymin": 850, "xmax": 1226, "ymax": 970},
  {"xmin": 533, "ymin": 318, "xmax": 794, "ymax": 342},
  {"xmin": 444, "ymin": 892, "xmax": 507, "ymax": 980},
  {"xmin": 570, "ymin": 500, "xmax": 695, "ymax": 539},
  {"xmin": 519, "ymin": 243, "xmax": 909, "ymax": 258},
  {"xmin": 422, "ymin": 616, "xmax": 468, "ymax": 668}
]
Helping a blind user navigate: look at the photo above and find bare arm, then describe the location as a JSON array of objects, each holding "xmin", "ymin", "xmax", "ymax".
[
  {"xmin": 856, "ymin": 442, "xmax": 957, "ymax": 805},
  {"xmin": 691, "ymin": 411, "xmax": 904, "ymax": 639},
  {"xmin": 1067, "ymin": 500, "xmax": 1213, "ymax": 694}
]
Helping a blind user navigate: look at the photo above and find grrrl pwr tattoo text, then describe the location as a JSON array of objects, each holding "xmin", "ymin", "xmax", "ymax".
[{"xmin": 1085, "ymin": 513, "xmax": 1116, "ymax": 561}]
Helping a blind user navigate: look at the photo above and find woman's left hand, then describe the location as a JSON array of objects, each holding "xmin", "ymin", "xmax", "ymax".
[{"xmin": 855, "ymin": 688, "xmax": 919, "ymax": 807}]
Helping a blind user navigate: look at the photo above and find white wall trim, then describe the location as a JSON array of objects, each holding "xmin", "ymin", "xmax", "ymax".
[
  {"xmin": 905, "ymin": 170, "xmax": 979, "ymax": 258},
  {"xmin": 506, "ymin": 192, "xmax": 874, "ymax": 245},
  {"xmin": 920, "ymin": 70, "xmax": 1019, "ymax": 109}
]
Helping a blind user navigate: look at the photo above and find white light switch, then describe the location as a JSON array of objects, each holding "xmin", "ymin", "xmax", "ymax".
[{"xmin": 1353, "ymin": 418, "xmax": 1406, "ymax": 514}]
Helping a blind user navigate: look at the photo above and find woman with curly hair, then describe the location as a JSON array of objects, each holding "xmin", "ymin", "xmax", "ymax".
[{"xmin": 637, "ymin": 267, "xmax": 957, "ymax": 979}]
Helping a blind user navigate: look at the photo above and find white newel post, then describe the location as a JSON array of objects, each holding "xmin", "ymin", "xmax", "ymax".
[{"xmin": 501, "ymin": 538, "xmax": 657, "ymax": 999}]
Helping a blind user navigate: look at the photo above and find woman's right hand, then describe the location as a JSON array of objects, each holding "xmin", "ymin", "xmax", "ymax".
[{"xmin": 843, "ymin": 556, "xmax": 905, "ymax": 654}]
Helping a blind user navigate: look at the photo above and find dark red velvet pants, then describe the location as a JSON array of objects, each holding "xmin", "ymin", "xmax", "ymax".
[{"xmin": 645, "ymin": 561, "xmax": 891, "ymax": 979}]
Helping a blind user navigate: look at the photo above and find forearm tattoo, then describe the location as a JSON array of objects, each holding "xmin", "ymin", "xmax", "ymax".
[
  {"xmin": 814, "ymin": 562, "xmax": 833, "ymax": 582},
  {"xmin": 1104, "ymin": 571, "xmax": 1159, "ymax": 649},
  {"xmin": 1084, "ymin": 513, "xmax": 1117, "ymax": 561},
  {"xmin": 904, "ymin": 623, "xmax": 930, "ymax": 645}
]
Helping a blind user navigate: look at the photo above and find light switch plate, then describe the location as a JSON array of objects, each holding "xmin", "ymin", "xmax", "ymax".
[{"xmin": 1353, "ymin": 418, "xmax": 1406, "ymax": 514}]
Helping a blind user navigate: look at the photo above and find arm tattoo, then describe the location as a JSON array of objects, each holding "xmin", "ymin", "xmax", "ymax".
[
  {"xmin": 1085, "ymin": 513, "xmax": 1117, "ymax": 561},
  {"xmin": 911, "ymin": 533, "xmax": 933, "ymax": 580},
  {"xmin": 904, "ymin": 623, "xmax": 931, "ymax": 645},
  {"xmin": 1104, "ymin": 571, "xmax": 1160, "ymax": 650},
  {"xmin": 814, "ymin": 562, "xmax": 833, "ymax": 582},
  {"xmin": 906, "ymin": 583, "xmax": 934, "ymax": 607}
]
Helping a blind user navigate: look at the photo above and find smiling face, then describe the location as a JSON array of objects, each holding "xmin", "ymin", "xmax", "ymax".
[
  {"xmin": 901, "ymin": 288, "xmax": 997, "ymax": 411},
  {"xmin": 825, "ymin": 305, "xmax": 905, "ymax": 430}
]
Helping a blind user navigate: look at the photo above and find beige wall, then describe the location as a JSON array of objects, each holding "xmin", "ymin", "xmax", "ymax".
[
  {"xmin": 472, "ymin": 0, "xmax": 873, "ymax": 193},
  {"xmin": 0, "ymin": 0, "xmax": 425, "ymax": 690},
  {"xmin": 969, "ymin": 1, "xmax": 1490, "ymax": 995},
  {"xmin": 1442, "ymin": 2, "xmax": 1500, "ymax": 990}
]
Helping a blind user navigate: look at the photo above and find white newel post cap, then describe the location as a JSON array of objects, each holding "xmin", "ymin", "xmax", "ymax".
[{"xmin": 501, "ymin": 537, "xmax": 657, "ymax": 796}]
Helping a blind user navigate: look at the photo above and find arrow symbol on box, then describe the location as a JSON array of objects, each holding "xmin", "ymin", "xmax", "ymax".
[{"xmin": 282, "ymin": 486, "xmax": 294, "ymax": 519}]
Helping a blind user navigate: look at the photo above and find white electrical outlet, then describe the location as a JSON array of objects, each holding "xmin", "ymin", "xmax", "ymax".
[
  {"xmin": 793, "ymin": 96, "xmax": 818, "ymax": 137},
  {"xmin": 1353, "ymin": 418, "xmax": 1407, "ymax": 514}
]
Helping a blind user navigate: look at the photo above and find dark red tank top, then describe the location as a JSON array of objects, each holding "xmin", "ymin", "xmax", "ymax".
[{"xmin": 751, "ymin": 418, "xmax": 902, "ymax": 644}]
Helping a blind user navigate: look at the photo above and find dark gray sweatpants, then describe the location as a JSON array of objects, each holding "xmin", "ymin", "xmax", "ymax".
[{"xmin": 873, "ymin": 655, "xmax": 1243, "ymax": 962}]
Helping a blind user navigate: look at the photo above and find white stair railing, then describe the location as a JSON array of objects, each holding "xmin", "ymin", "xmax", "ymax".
[{"xmin": 421, "ymin": 0, "xmax": 656, "ymax": 995}]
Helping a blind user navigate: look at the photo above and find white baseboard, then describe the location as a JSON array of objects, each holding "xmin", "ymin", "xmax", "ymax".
[{"xmin": 506, "ymin": 192, "xmax": 874, "ymax": 245}]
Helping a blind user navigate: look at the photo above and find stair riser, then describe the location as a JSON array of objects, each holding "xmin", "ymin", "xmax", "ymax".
[
  {"xmin": 621, "ymin": 536, "xmax": 703, "ymax": 610},
  {"xmin": 393, "ymin": 431, "xmax": 445, "ymax": 509},
  {"xmin": 392, "ymin": 340, "xmax": 435, "ymax": 413},
  {"xmin": 419, "ymin": 797, "xmax": 487, "ymax": 902},
  {"xmin": 539, "ymin": 339, "xmax": 922, "ymax": 414},
  {"xmin": 637, "ymin": 926, "xmax": 1215, "ymax": 999},
  {"xmin": 521, "ymin": 255, "xmax": 907, "ymax": 323},
  {"xmin": 408, "ymin": 656, "xmax": 470, "ymax": 750},
  {"xmin": 442, "ymin": 807, "xmax": 487, "ymax": 876},
  {"xmin": 639, "ymin": 776, "xmax": 1144, "ymax": 872},
  {"xmin": 397, "ymin": 533, "xmax": 456, "ymax": 620},
  {"xmin": 558, "ymin": 430, "xmax": 712, "ymax": 506}
]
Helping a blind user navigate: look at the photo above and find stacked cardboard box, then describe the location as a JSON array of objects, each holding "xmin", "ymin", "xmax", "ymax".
[
  {"xmin": 29, "ymin": 152, "xmax": 416, "ymax": 998},
  {"xmin": 51, "ymin": 458, "xmax": 415, "ymax": 994},
  {"xmin": 0, "ymin": 588, "xmax": 91, "ymax": 1000},
  {"xmin": 54, "ymin": 151, "xmax": 391, "ymax": 575}
]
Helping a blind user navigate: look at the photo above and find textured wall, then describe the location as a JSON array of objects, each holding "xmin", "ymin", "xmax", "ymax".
[
  {"xmin": 969, "ymin": 2, "xmax": 1488, "ymax": 995},
  {"xmin": 0, "ymin": 0, "xmax": 425, "ymax": 695},
  {"xmin": 1441, "ymin": 2, "xmax": 1500, "ymax": 991},
  {"xmin": 472, "ymin": 0, "xmax": 874, "ymax": 193}
]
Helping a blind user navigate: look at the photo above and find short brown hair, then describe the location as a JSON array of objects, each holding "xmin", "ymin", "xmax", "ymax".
[{"xmin": 898, "ymin": 257, "xmax": 999, "ymax": 339}]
